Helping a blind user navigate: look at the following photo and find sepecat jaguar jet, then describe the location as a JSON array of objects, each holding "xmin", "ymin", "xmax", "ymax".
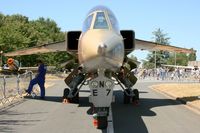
[{"xmin": 4, "ymin": 6, "xmax": 195, "ymax": 129}]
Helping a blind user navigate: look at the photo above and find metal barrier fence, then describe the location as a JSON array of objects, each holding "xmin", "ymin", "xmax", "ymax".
[{"xmin": 0, "ymin": 71, "xmax": 33, "ymax": 107}]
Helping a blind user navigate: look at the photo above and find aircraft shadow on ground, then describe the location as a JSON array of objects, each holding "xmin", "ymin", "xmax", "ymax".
[
  {"xmin": 24, "ymin": 96, "xmax": 62, "ymax": 103},
  {"xmin": 24, "ymin": 95, "xmax": 93, "ymax": 107},
  {"xmin": 112, "ymin": 90, "xmax": 182, "ymax": 133},
  {"xmin": 176, "ymin": 96, "xmax": 199, "ymax": 104},
  {"xmin": 79, "ymin": 97, "xmax": 92, "ymax": 107},
  {"xmin": 23, "ymin": 90, "xmax": 183, "ymax": 133}
]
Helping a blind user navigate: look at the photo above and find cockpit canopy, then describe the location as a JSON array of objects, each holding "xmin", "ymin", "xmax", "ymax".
[
  {"xmin": 93, "ymin": 12, "xmax": 108, "ymax": 29},
  {"xmin": 82, "ymin": 6, "xmax": 119, "ymax": 33}
]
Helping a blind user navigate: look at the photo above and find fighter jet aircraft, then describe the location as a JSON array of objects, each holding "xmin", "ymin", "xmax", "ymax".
[{"xmin": 4, "ymin": 6, "xmax": 195, "ymax": 129}]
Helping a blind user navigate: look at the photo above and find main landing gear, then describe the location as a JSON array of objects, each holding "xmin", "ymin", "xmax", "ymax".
[
  {"xmin": 63, "ymin": 88, "xmax": 79, "ymax": 103},
  {"xmin": 124, "ymin": 88, "xmax": 139, "ymax": 105},
  {"xmin": 116, "ymin": 76, "xmax": 139, "ymax": 105}
]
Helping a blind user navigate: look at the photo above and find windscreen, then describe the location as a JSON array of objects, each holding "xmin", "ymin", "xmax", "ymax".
[
  {"xmin": 93, "ymin": 12, "xmax": 109, "ymax": 29},
  {"xmin": 82, "ymin": 14, "xmax": 93, "ymax": 33},
  {"xmin": 83, "ymin": 6, "xmax": 119, "ymax": 32},
  {"xmin": 107, "ymin": 11, "xmax": 119, "ymax": 32}
]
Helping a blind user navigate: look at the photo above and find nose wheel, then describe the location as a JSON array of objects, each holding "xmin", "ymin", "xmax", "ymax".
[{"xmin": 92, "ymin": 107, "xmax": 110, "ymax": 129}]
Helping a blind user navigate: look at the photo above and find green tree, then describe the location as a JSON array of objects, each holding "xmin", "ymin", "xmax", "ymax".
[
  {"xmin": 143, "ymin": 28, "xmax": 170, "ymax": 69},
  {"xmin": 142, "ymin": 28, "xmax": 196, "ymax": 68},
  {"xmin": 166, "ymin": 53, "xmax": 188, "ymax": 66},
  {"xmin": 20, "ymin": 17, "xmax": 66, "ymax": 66},
  {"xmin": 0, "ymin": 13, "xmax": 67, "ymax": 67},
  {"xmin": 188, "ymin": 49, "xmax": 196, "ymax": 61},
  {"xmin": 0, "ymin": 14, "xmax": 30, "ymax": 52}
]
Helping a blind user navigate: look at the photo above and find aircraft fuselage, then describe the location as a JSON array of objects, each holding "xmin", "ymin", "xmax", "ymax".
[
  {"xmin": 79, "ymin": 30, "xmax": 124, "ymax": 71},
  {"xmin": 78, "ymin": 8, "xmax": 124, "ymax": 72}
]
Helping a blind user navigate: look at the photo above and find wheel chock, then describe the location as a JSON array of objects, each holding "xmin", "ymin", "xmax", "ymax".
[{"xmin": 62, "ymin": 98, "xmax": 70, "ymax": 104}]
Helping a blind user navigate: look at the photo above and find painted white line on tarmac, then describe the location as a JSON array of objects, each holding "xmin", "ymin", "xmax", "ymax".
[{"xmin": 107, "ymin": 106, "xmax": 114, "ymax": 133}]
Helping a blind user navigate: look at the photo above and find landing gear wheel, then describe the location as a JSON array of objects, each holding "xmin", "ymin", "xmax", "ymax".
[
  {"xmin": 95, "ymin": 116, "xmax": 108, "ymax": 129},
  {"xmin": 71, "ymin": 91, "xmax": 79, "ymax": 103},
  {"xmin": 132, "ymin": 89, "xmax": 139, "ymax": 105},
  {"xmin": 63, "ymin": 88, "xmax": 79, "ymax": 103},
  {"xmin": 133, "ymin": 89, "xmax": 139, "ymax": 100},
  {"xmin": 63, "ymin": 88, "xmax": 70, "ymax": 103},
  {"xmin": 124, "ymin": 89, "xmax": 131, "ymax": 104},
  {"xmin": 66, "ymin": 88, "xmax": 79, "ymax": 103},
  {"xmin": 63, "ymin": 88, "xmax": 70, "ymax": 99}
]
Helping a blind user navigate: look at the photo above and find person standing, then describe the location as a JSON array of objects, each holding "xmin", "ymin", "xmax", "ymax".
[{"xmin": 26, "ymin": 60, "xmax": 47, "ymax": 99}]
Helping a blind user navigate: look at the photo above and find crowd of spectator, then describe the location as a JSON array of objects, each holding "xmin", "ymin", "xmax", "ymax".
[{"xmin": 132, "ymin": 67, "xmax": 200, "ymax": 82}]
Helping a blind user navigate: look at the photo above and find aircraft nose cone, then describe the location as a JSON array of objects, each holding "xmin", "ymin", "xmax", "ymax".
[{"xmin": 98, "ymin": 44, "xmax": 107, "ymax": 56}]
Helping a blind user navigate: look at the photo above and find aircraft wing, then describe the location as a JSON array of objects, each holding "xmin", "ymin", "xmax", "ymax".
[
  {"xmin": 135, "ymin": 39, "xmax": 195, "ymax": 54},
  {"xmin": 4, "ymin": 41, "xmax": 66, "ymax": 57},
  {"xmin": 4, "ymin": 38, "xmax": 196, "ymax": 57}
]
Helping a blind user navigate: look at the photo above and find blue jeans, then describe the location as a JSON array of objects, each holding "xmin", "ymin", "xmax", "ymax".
[{"xmin": 27, "ymin": 78, "xmax": 45, "ymax": 97}]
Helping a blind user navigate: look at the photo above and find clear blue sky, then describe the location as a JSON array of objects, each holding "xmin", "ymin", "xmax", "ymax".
[{"xmin": 0, "ymin": 0, "xmax": 200, "ymax": 61}]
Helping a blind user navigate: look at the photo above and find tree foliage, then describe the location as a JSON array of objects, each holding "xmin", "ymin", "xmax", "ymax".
[
  {"xmin": 0, "ymin": 13, "xmax": 68, "ymax": 67},
  {"xmin": 188, "ymin": 48, "xmax": 196, "ymax": 61},
  {"xmin": 143, "ymin": 28, "xmax": 196, "ymax": 69},
  {"xmin": 166, "ymin": 51, "xmax": 196, "ymax": 66},
  {"xmin": 143, "ymin": 28, "xmax": 170, "ymax": 69}
]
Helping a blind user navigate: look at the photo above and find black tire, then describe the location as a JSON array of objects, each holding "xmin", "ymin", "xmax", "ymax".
[
  {"xmin": 72, "ymin": 92, "xmax": 79, "ymax": 103},
  {"xmin": 132, "ymin": 89, "xmax": 139, "ymax": 102},
  {"xmin": 124, "ymin": 89, "xmax": 131, "ymax": 104},
  {"xmin": 71, "ymin": 88, "xmax": 79, "ymax": 103},
  {"xmin": 63, "ymin": 88, "xmax": 70, "ymax": 99},
  {"xmin": 96, "ymin": 116, "xmax": 108, "ymax": 129}
]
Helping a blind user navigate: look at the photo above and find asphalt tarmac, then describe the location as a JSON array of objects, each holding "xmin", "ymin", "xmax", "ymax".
[{"xmin": 0, "ymin": 80, "xmax": 200, "ymax": 133}]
